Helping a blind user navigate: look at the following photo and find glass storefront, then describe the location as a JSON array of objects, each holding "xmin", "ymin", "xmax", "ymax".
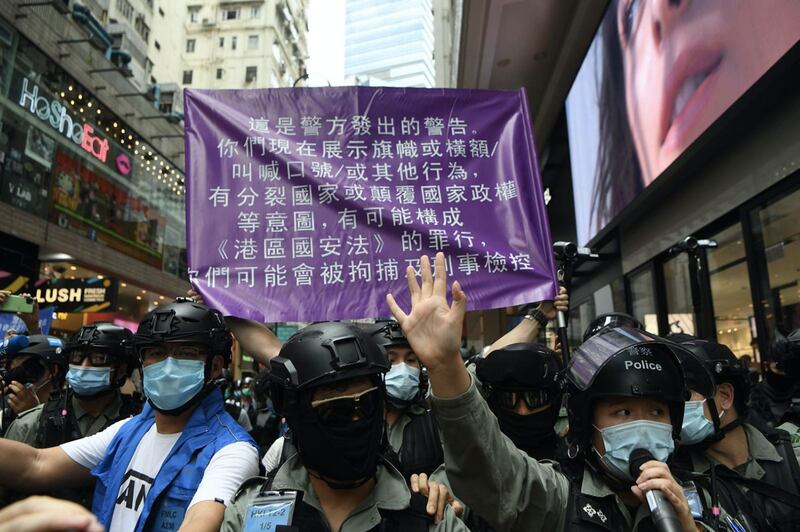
[
  {"xmin": 629, "ymin": 266, "xmax": 658, "ymax": 334},
  {"xmin": 663, "ymin": 253, "xmax": 695, "ymax": 336},
  {"xmin": 0, "ymin": 21, "xmax": 187, "ymax": 278}
]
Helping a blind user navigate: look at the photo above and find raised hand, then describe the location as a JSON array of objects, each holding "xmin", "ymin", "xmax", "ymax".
[{"xmin": 386, "ymin": 253, "xmax": 470, "ymax": 398}]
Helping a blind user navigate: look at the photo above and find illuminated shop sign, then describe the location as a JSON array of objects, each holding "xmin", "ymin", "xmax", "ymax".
[{"xmin": 17, "ymin": 78, "xmax": 130, "ymax": 171}]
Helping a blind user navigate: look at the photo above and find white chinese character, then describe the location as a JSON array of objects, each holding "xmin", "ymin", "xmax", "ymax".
[
  {"xmin": 422, "ymin": 162, "xmax": 442, "ymax": 182},
  {"xmin": 454, "ymin": 231, "xmax": 474, "ymax": 248},
  {"xmin": 293, "ymin": 263, "xmax": 315, "ymax": 286},
  {"xmin": 397, "ymin": 162, "xmax": 418, "ymax": 181},
  {"xmin": 321, "ymin": 262, "xmax": 344, "ymax": 285},
  {"xmin": 318, "ymin": 184, "xmax": 340, "ymax": 204},
  {"xmin": 372, "ymin": 163, "xmax": 393, "ymax": 182},
  {"xmin": 351, "ymin": 115, "xmax": 371, "ymax": 135},
  {"xmin": 509, "ymin": 253, "xmax": 533, "ymax": 271},
  {"xmin": 446, "ymin": 139, "xmax": 466, "ymax": 158},
  {"xmin": 264, "ymin": 186, "xmax": 286, "ymax": 207},
  {"xmin": 293, "ymin": 211, "xmax": 315, "ymax": 232},
  {"xmin": 263, "ymin": 238, "xmax": 285, "ymax": 258},
  {"xmin": 401, "ymin": 230, "xmax": 422, "ymax": 252},
  {"xmin": 292, "ymin": 185, "xmax": 313, "ymax": 206},
  {"xmin": 442, "ymin": 208, "xmax": 463, "ymax": 227},
  {"xmin": 484, "ymin": 252, "xmax": 508, "ymax": 273},
  {"xmin": 234, "ymin": 238, "xmax": 258, "ymax": 260},
  {"xmin": 237, "ymin": 211, "xmax": 260, "ymax": 233},
  {"xmin": 259, "ymin": 162, "xmax": 280, "ymax": 181},
  {"xmin": 391, "ymin": 207, "xmax": 412, "ymax": 226},
  {"xmin": 295, "ymin": 141, "xmax": 316, "ymax": 157},
  {"xmin": 471, "ymin": 184, "xmax": 492, "ymax": 203},
  {"xmin": 421, "ymin": 185, "xmax": 442, "ymax": 204},
  {"xmin": 428, "ymin": 229, "xmax": 449, "ymax": 251},
  {"xmin": 292, "ymin": 237, "xmax": 314, "ymax": 258},
  {"xmin": 495, "ymin": 181, "xmax": 518, "ymax": 201},
  {"xmin": 345, "ymin": 163, "xmax": 367, "ymax": 181},
  {"xmin": 237, "ymin": 187, "xmax": 259, "ymax": 207},
  {"xmin": 401, "ymin": 116, "xmax": 420, "ymax": 136},
  {"xmin": 447, "ymin": 162, "xmax": 468, "ymax": 180},
  {"xmin": 346, "ymin": 234, "xmax": 370, "ymax": 255},
  {"xmin": 372, "ymin": 140, "xmax": 394, "ymax": 160},
  {"xmin": 326, "ymin": 116, "xmax": 346, "ymax": 135},
  {"xmin": 265, "ymin": 211, "xmax": 288, "ymax": 232},
  {"xmin": 448, "ymin": 117, "xmax": 467, "ymax": 135},
  {"xmin": 249, "ymin": 117, "xmax": 269, "ymax": 133},
  {"xmin": 370, "ymin": 186, "xmax": 392, "ymax": 203},
  {"xmin": 348, "ymin": 260, "xmax": 372, "ymax": 282},
  {"xmin": 205, "ymin": 267, "xmax": 230, "ymax": 288},
  {"xmin": 264, "ymin": 265, "xmax": 287, "ymax": 287},
  {"xmin": 469, "ymin": 139, "xmax": 491, "ymax": 158},
  {"xmin": 347, "ymin": 141, "xmax": 368, "ymax": 160},
  {"xmin": 276, "ymin": 117, "xmax": 295, "ymax": 135},
  {"xmin": 424, "ymin": 117, "xmax": 444, "ymax": 136},
  {"xmin": 311, "ymin": 161, "xmax": 333, "ymax": 179},
  {"xmin": 457, "ymin": 253, "xmax": 480, "ymax": 275},
  {"xmin": 446, "ymin": 185, "xmax": 467, "ymax": 203},
  {"xmin": 322, "ymin": 140, "xmax": 343, "ymax": 159},
  {"xmin": 376, "ymin": 259, "xmax": 399, "ymax": 282},
  {"xmin": 365, "ymin": 207, "xmax": 384, "ymax": 227},
  {"xmin": 269, "ymin": 138, "xmax": 290, "ymax": 155},
  {"xmin": 287, "ymin": 161, "xmax": 304, "ymax": 180},
  {"xmin": 377, "ymin": 116, "xmax": 395, "ymax": 135},
  {"xmin": 300, "ymin": 116, "xmax": 322, "ymax": 136},
  {"xmin": 396, "ymin": 140, "xmax": 418, "ymax": 158},
  {"xmin": 217, "ymin": 138, "xmax": 238, "ymax": 158},
  {"xmin": 416, "ymin": 208, "xmax": 439, "ymax": 226},
  {"xmin": 420, "ymin": 139, "xmax": 442, "ymax": 157},
  {"xmin": 344, "ymin": 184, "xmax": 366, "ymax": 202},
  {"xmin": 208, "ymin": 187, "xmax": 230, "ymax": 207},
  {"xmin": 337, "ymin": 208, "xmax": 357, "ymax": 230},
  {"xmin": 395, "ymin": 185, "xmax": 416, "ymax": 204},
  {"xmin": 235, "ymin": 266, "xmax": 257, "ymax": 288},
  {"xmin": 319, "ymin": 237, "xmax": 342, "ymax": 257},
  {"xmin": 243, "ymin": 136, "xmax": 266, "ymax": 157},
  {"xmin": 232, "ymin": 163, "xmax": 253, "ymax": 181}
]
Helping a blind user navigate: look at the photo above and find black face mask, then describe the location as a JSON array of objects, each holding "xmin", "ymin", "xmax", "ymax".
[
  {"xmin": 492, "ymin": 402, "xmax": 559, "ymax": 460},
  {"xmin": 292, "ymin": 391, "xmax": 385, "ymax": 489}
]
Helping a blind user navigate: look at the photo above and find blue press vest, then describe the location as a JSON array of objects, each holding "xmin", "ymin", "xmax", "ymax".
[{"xmin": 90, "ymin": 388, "xmax": 255, "ymax": 531}]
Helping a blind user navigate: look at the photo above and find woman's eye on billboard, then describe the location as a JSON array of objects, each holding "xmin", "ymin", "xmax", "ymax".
[{"xmin": 566, "ymin": 0, "xmax": 800, "ymax": 246}]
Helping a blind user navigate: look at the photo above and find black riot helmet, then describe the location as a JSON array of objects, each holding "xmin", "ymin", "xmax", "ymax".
[
  {"xmin": 476, "ymin": 343, "xmax": 563, "ymax": 401},
  {"xmin": 7, "ymin": 335, "xmax": 67, "ymax": 386},
  {"xmin": 672, "ymin": 337, "xmax": 751, "ymax": 416},
  {"xmin": 65, "ymin": 322, "xmax": 136, "ymax": 378},
  {"xmin": 269, "ymin": 321, "xmax": 389, "ymax": 416},
  {"xmin": 132, "ymin": 298, "xmax": 232, "ymax": 365},
  {"xmin": 583, "ymin": 313, "xmax": 645, "ymax": 343},
  {"xmin": 565, "ymin": 327, "xmax": 688, "ymax": 451},
  {"xmin": 667, "ymin": 334, "xmax": 724, "ymax": 437},
  {"xmin": 366, "ymin": 320, "xmax": 410, "ymax": 350},
  {"xmin": 770, "ymin": 328, "xmax": 800, "ymax": 378}
]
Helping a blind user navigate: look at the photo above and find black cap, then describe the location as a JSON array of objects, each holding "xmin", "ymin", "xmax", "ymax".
[
  {"xmin": 475, "ymin": 343, "xmax": 562, "ymax": 392},
  {"xmin": 566, "ymin": 327, "xmax": 688, "ymax": 448},
  {"xmin": 268, "ymin": 322, "xmax": 389, "ymax": 416},
  {"xmin": 133, "ymin": 299, "xmax": 232, "ymax": 362},
  {"xmin": 13, "ymin": 335, "xmax": 66, "ymax": 367},
  {"xmin": 583, "ymin": 313, "xmax": 645, "ymax": 343}
]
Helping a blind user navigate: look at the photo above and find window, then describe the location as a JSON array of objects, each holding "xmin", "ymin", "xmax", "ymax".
[
  {"xmin": 224, "ymin": 9, "xmax": 239, "ymax": 20},
  {"xmin": 629, "ymin": 266, "xmax": 658, "ymax": 333},
  {"xmin": 272, "ymin": 41, "xmax": 281, "ymax": 63},
  {"xmin": 116, "ymin": 0, "xmax": 134, "ymax": 21},
  {"xmin": 158, "ymin": 7, "xmax": 164, "ymax": 16},
  {"xmin": 134, "ymin": 15, "xmax": 150, "ymax": 42},
  {"xmin": 188, "ymin": 6, "xmax": 200, "ymax": 22},
  {"xmin": 160, "ymin": 91, "xmax": 174, "ymax": 114},
  {"xmin": 218, "ymin": 37, "xmax": 224, "ymax": 48},
  {"xmin": 182, "ymin": 70, "xmax": 193, "ymax": 84},
  {"xmin": 663, "ymin": 253, "xmax": 695, "ymax": 336},
  {"xmin": 248, "ymin": 35, "xmax": 258, "ymax": 50},
  {"xmin": 251, "ymin": 6, "xmax": 260, "ymax": 18},
  {"xmin": 231, "ymin": 36, "xmax": 237, "ymax": 50},
  {"xmin": 185, "ymin": 39, "xmax": 196, "ymax": 53},
  {"xmin": 216, "ymin": 68, "xmax": 223, "ymax": 79},
  {"xmin": 245, "ymin": 66, "xmax": 257, "ymax": 83},
  {"xmin": 154, "ymin": 40, "xmax": 161, "ymax": 50}
]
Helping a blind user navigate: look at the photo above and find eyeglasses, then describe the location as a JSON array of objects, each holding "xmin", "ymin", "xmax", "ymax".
[
  {"xmin": 491, "ymin": 389, "xmax": 551, "ymax": 411},
  {"xmin": 310, "ymin": 386, "xmax": 379, "ymax": 426},
  {"xmin": 139, "ymin": 344, "xmax": 205, "ymax": 363},
  {"xmin": 68, "ymin": 350, "xmax": 114, "ymax": 366}
]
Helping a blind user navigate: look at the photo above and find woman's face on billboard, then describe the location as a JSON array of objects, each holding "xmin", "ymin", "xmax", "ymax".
[{"xmin": 617, "ymin": 0, "xmax": 800, "ymax": 186}]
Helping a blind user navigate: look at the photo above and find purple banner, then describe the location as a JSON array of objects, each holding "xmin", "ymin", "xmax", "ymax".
[{"xmin": 184, "ymin": 87, "xmax": 557, "ymax": 322}]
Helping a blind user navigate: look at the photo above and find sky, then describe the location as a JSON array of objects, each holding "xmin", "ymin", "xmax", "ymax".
[{"xmin": 306, "ymin": 0, "xmax": 346, "ymax": 86}]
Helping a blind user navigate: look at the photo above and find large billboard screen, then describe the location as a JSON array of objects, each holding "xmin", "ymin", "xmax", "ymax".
[{"xmin": 567, "ymin": 1, "xmax": 800, "ymax": 246}]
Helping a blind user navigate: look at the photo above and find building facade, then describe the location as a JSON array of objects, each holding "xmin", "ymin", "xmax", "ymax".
[
  {"xmin": 344, "ymin": 0, "xmax": 435, "ymax": 88},
  {"xmin": 181, "ymin": 0, "xmax": 308, "ymax": 90}
]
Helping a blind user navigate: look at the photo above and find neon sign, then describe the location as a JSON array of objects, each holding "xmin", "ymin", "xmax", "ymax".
[{"xmin": 18, "ymin": 78, "xmax": 110, "ymax": 164}]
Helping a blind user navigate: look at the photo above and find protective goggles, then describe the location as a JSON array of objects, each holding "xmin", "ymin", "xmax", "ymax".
[
  {"xmin": 67, "ymin": 349, "xmax": 118, "ymax": 366},
  {"xmin": 490, "ymin": 388, "xmax": 551, "ymax": 411},
  {"xmin": 310, "ymin": 386, "xmax": 380, "ymax": 426},
  {"xmin": 139, "ymin": 344, "xmax": 206, "ymax": 363}
]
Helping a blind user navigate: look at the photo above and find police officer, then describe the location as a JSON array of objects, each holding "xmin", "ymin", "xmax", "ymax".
[
  {"xmin": 223, "ymin": 321, "xmax": 469, "ymax": 531},
  {"xmin": 386, "ymin": 253, "xmax": 704, "ymax": 531},
  {"xmin": 1, "ymin": 335, "xmax": 66, "ymax": 424},
  {"xmin": 583, "ymin": 312, "xmax": 645, "ymax": 343},
  {"xmin": 0, "ymin": 299, "xmax": 259, "ymax": 532},
  {"xmin": 368, "ymin": 320, "xmax": 444, "ymax": 480},
  {"xmin": 672, "ymin": 336, "xmax": 800, "ymax": 530},
  {"xmin": 473, "ymin": 343, "xmax": 565, "ymax": 463},
  {"xmin": 749, "ymin": 328, "xmax": 800, "ymax": 431},
  {"xmin": 4, "ymin": 323, "xmax": 139, "ymax": 448}
]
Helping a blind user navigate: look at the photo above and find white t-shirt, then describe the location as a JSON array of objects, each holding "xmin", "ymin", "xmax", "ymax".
[
  {"xmin": 261, "ymin": 436, "xmax": 285, "ymax": 473},
  {"xmin": 61, "ymin": 418, "xmax": 258, "ymax": 532}
]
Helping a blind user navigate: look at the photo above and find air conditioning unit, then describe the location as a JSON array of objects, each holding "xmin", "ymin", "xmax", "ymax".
[{"xmin": 202, "ymin": 18, "xmax": 215, "ymax": 27}]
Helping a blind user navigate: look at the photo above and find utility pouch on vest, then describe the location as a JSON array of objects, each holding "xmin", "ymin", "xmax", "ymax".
[{"xmin": 243, "ymin": 490, "xmax": 302, "ymax": 532}]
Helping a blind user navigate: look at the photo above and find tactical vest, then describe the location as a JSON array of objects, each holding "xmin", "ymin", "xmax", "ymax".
[
  {"xmin": 245, "ymin": 473, "xmax": 433, "ymax": 531},
  {"xmin": 36, "ymin": 391, "xmax": 139, "ymax": 448},
  {"xmin": 397, "ymin": 409, "xmax": 445, "ymax": 480}
]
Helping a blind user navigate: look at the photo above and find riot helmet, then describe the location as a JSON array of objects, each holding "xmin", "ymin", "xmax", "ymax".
[
  {"xmin": 366, "ymin": 320, "xmax": 426, "ymax": 408},
  {"xmin": 583, "ymin": 313, "xmax": 645, "ymax": 343},
  {"xmin": 770, "ymin": 328, "xmax": 800, "ymax": 379},
  {"xmin": 4, "ymin": 335, "xmax": 67, "ymax": 387},
  {"xmin": 64, "ymin": 323, "xmax": 136, "ymax": 396}
]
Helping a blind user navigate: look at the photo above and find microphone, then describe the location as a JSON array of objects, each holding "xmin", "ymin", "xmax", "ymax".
[{"xmin": 629, "ymin": 449, "xmax": 683, "ymax": 532}]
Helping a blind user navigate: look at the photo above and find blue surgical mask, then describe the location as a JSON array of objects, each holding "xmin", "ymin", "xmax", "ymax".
[
  {"xmin": 143, "ymin": 357, "xmax": 206, "ymax": 412},
  {"xmin": 67, "ymin": 364, "xmax": 112, "ymax": 396},
  {"xmin": 385, "ymin": 363, "xmax": 421, "ymax": 402},
  {"xmin": 594, "ymin": 420, "xmax": 675, "ymax": 482},
  {"xmin": 681, "ymin": 400, "xmax": 715, "ymax": 445}
]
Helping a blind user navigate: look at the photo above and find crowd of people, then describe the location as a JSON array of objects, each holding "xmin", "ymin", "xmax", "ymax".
[{"xmin": 0, "ymin": 252, "xmax": 799, "ymax": 531}]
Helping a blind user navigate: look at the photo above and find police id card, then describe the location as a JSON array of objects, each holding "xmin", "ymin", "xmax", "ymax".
[{"xmin": 243, "ymin": 491, "xmax": 299, "ymax": 532}]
